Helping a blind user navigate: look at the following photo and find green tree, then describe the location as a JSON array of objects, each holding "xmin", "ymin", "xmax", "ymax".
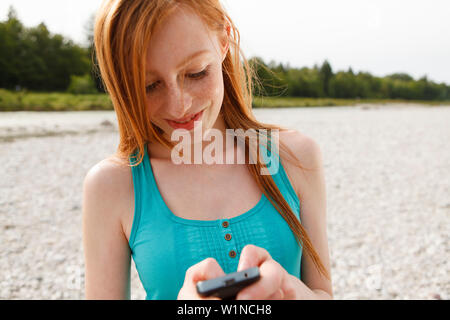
[
  {"xmin": 84, "ymin": 13, "xmax": 105, "ymax": 92},
  {"xmin": 329, "ymin": 71, "xmax": 358, "ymax": 98},
  {"xmin": 0, "ymin": 6, "xmax": 24, "ymax": 88},
  {"xmin": 67, "ymin": 74, "xmax": 97, "ymax": 94},
  {"xmin": 249, "ymin": 57, "xmax": 287, "ymax": 96},
  {"xmin": 387, "ymin": 73, "xmax": 414, "ymax": 82},
  {"xmin": 319, "ymin": 60, "xmax": 333, "ymax": 96},
  {"xmin": 0, "ymin": 6, "xmax": 90, "ymax": 91}
]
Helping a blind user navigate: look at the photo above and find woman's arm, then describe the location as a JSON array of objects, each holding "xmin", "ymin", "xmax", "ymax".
[
  {"xmin": 281, "ymin": 130, "xmax": 333, "ymax": 298},
  {"xmin": 82, "ymin": 159, "xmax": 133, "ymax": 299}
]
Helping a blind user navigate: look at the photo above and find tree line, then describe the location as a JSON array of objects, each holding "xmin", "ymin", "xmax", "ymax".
[
  {"xmin": 1, "ymin": 7, "xmax": 449, "ymax": 101},
  {"xmin": 249, "ymin": 58, "xmax": 449, "ymax": 101},
  {"xmin": 0, "ymin": 8, "xmax": 93, "ymax": 92}
]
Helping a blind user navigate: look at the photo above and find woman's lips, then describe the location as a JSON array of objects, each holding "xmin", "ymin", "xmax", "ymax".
[{"xmin": 166, "ymin": 110, "xmax": 204, "ymax": 130}]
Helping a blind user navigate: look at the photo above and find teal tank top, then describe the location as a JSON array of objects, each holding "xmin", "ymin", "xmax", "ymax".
[{"xmin": 128, "ymin": 142, "xmax": 302, "ymax": 300}]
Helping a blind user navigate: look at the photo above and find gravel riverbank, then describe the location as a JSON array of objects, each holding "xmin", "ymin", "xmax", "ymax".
[{"xmin": 0, "ymin": 104, "xmax": 448, "ymax": 300}]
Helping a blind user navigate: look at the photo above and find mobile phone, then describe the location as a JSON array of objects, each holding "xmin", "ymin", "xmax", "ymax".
[{"xmin": 196, "ymin": 267, "xmax": 260, "ymax": 300}]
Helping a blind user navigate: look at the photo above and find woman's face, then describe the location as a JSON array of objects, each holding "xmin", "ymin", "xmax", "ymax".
[{"xmin": 145, "ymin": 5, "xmax": 229, "ymax": 143}]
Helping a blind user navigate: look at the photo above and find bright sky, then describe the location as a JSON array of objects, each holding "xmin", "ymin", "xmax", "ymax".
[{"xmin": 1, "ymin": 0, "xmax": 449, "ymax": 84}]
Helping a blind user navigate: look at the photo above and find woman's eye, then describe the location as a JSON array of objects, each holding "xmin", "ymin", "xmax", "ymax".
[
  {"xmin": 146, "ymin": 82, "xmax": 159, "ymax": 93},
  {"xmin": 145, "ymin": 67, "xmax": 209, "ymax": 93},
  {"xmin": 187, "ymin": 68, "xmax": 209, "ymax": 79}
]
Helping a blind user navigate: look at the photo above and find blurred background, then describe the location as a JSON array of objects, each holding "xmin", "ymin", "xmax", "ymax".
[{"xmin": 0, "ymin": 0, "xmax": 448, "ymax": 300}]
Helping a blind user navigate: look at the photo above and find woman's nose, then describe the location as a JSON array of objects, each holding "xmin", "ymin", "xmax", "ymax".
[{"xmin": 166, "ymin": 83, "xmax": 193, "ymax": 118}]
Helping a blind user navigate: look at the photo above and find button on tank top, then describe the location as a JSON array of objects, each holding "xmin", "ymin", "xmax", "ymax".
[{"xmin": 128, "ymin": 142, "xmax": 302, "ymax": 300}]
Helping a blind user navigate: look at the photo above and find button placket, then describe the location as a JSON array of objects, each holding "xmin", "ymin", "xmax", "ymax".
[{"xmin": 220, "ymin": 219, "xmax": 237, "ymax": 260}]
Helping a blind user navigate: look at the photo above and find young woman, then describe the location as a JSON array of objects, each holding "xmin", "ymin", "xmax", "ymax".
[{"xmin": 82, "ymin": 0, "xmax": 332, "ymax": 300}]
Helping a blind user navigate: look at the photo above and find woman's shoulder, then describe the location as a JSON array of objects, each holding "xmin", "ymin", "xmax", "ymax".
[
  {"xmin": 278, "ymin": 129, "xmax": 322, "ymax": 166},
  {"xmin": 84, "ymin": 155, "xmax": 133, "ymax": 192},
  {"xmin": 83, "ymin": 154, "xmax": 135, "ymax": 235},
  {"xmin": 279, "ymin": 129, "xmax": 320, "ymax": 161},
  {"xmin": 278, "ymin": 129, "xmax": 324, "ymax": 196}
]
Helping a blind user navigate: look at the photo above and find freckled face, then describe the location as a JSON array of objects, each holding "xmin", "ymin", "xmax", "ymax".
[{"xmin": 145, "ymin": 5, "xmax": 228, "ymax": 142}]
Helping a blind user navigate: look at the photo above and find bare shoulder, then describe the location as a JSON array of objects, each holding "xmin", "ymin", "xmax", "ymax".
[
  {"xmin": 84, "ymin": 155, "xmax": 132, "ymax": 187},
  {"xmin": 278, "ymin": 129, "xmax": 324, "ymax": 196},
  {"xmin": 278, "ymin": 129, "xmax": 322, "ymax": 168},
  {"xmin": 84, "ymin": 155, "xmax": 133, "ymax": 198},
  {"xmin": 83, "ymin": 154, "xmax": 134, "ymax": 237}
]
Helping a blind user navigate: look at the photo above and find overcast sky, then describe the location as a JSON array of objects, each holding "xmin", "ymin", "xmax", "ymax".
[{"xmin": 1, "ymin": 0, "xmax": 449, "ymax": 84}]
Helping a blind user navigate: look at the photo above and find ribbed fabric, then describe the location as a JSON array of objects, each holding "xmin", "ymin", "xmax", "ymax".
[{"xmin": 128, "ymin": 142, "xmax": 302, "ymax": 300}]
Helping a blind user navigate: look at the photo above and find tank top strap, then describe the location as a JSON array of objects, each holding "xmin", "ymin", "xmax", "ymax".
[{"xmin": 128, "ymin": 143, "xmax": 161, "ymax": 248}]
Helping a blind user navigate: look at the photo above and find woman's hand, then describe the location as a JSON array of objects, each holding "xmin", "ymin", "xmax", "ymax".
[
  {"xmin": 177, "ymin": 257, "xmax": 226, "ymax": 300},
  {"xmin": 235, "ymin": 244, "xmax": 300, "ymax": 300}
]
